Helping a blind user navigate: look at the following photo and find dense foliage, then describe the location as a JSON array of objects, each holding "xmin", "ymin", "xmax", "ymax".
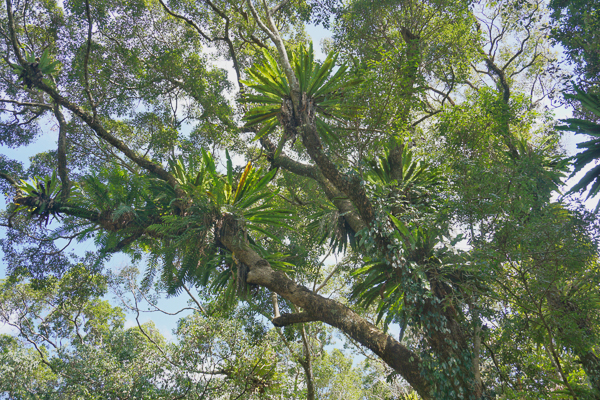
[{"xmin": 0, "ymin": 0, "xmax": 599, "ymax": 398}]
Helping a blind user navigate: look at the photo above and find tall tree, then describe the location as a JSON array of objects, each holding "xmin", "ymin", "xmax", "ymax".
[{"xmin": 0, "ymin": 0, "xmax": 598, "ymax": 398}]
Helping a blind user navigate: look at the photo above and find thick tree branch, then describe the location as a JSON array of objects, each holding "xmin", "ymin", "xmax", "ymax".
[
  {"xmin": 259, "ymin": 137, "xmax": 319, "ymax": 180},
  {"xmin": 5, "ymin": 0, "xmax": 25, "ymax": 65},
  {"xmin": 260, "ymin": 136, "xmax": 367, "ymax": 233},
  {"xmin": 485, "ymin": 58, "xmax": 510, "ymax": 104},
  {"xmin": 484, "ymin": 57, "xmax": 519, "ymax": 158},
  {"xmin": 272, "ymin": 312, "xmax": 317, "ymax": 326},
  {"xmin": 217, "ymin": 214, "xmax": 432, "ymax": 399}
]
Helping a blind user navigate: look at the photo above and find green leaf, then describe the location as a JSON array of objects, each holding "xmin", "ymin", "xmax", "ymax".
[
  {"xmin": 225, "ymin": 150, "xmax": 233, "ymax": 190},
  {"xmin": 388, "ymin": 213, "xmax": 416, "ymax": 248}
]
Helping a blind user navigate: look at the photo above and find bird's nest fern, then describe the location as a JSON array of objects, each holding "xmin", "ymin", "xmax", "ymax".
[{"xmin": 241, "ymin": 42, "xmax": 362, "ymax": 147}]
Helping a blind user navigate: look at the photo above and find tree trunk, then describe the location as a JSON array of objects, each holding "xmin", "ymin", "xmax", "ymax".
[{"xmin": 300, "ymin": 326, "xmax": 316, "ymax": 400}]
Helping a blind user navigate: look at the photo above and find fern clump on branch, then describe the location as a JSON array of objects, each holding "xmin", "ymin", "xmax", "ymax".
[{"xmin": 241, "ymin": 43, "xmax": 363, "ymax": 154}]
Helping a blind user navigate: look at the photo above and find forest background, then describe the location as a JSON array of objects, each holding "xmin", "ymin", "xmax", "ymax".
[{"xmin": 0, "ymin": 0, "xmax": 599, "ymax": 398}]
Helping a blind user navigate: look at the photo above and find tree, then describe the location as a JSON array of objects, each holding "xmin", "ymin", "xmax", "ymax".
[
  {"xmin": 548, "ymin": 0, "xmax": 600, "ymax": 92},
  {"xmin": 0, "ymin": 267, "xmax": 178, "ymax": 399},
  {"xmin": 0, "ymin": 0, "xmax": 598, "ymax": 398},
  {"xmin": 1, "ymin": 265, "xmax": 414, "ymax": 399}
]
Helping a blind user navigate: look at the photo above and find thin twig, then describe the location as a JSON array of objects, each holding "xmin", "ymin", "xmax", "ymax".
[{"xmin": 83, "ymin": 0, "xmax": 97, "ymax": 119}]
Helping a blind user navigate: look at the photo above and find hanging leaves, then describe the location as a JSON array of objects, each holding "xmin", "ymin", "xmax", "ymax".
[{"xmin": 558, "ymin": 85, "xmax": 600, "ymax": 210}]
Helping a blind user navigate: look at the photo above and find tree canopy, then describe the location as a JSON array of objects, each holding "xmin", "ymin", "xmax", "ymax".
[{"xmin": 0, "ymin": 0, "xmax": 599, "ymax": 399}]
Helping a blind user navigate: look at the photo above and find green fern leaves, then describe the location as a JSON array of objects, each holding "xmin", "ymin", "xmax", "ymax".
[
  {"xmin": 365, "ymin": 146, "xmax": 440, "ymax": 190},
  {"xmin": 11, "ymin": 49, "xmax": 61, "ymax": 88},
  {"xmin": 151, "ymin": 151, "xmax": 294, "ymax": 295},
  {"xmin": 557, "ymin": 86, "xmax": 600, "ymax": 210},
  {"xmin": 241, "ymin": 42, "xmax": 362, "ymax": 144},
  {"xmin": 14, "ymin": 170, "xmax": 62, "ymax": 221}
]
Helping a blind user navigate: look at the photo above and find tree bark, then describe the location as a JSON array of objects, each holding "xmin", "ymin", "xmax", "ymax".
[
  {"xmin": 218, "ymin": 214, "xmax": 433, "ymax": 399},
  {"xmin": 300, "ymin": 325, "xmax": 316, "ymax": 400}
]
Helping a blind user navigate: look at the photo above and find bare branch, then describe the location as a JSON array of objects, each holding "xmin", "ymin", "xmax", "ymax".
[
  {"xmin": 271, "ymin": 291, "xmax": 280, "ymax": 318},
  {"xmin": 246, "ymin": 0, "xmax": 276, "ymax": 43},
  {"xmin": 157, "ymin": 0, "xmax": 212, "ymax": 42},
  {"xmin": 315, "ymin": 264, "xmax": 339, "ymax": 294},
  {"xmin": 412, "ymin": 109, "xmax": 442, "ymax": 127},
  {"xmin": 425, "ymin": 86, "xmax": 456, "ymax": 106},
  {"xmin": 83, "ymin": 0, "xmax": 97, "ymax": 118},
  {"xmin": 0, "ymin": 171, "xmax": 18, "ymax": 186},
  {"xmin": 272, "ymin": 312, "xmax": 317, "ymax": 327},
  {"xmin": 182, "ymin": 284, "xmax": 208, "ymax": 314},
  {"xmin": 0, "ymin": 98, "xmax": 52, "ymax": 109},
  {"xmin": 246, "ymin": 0, "xmax": 299, "ymax": 94}
]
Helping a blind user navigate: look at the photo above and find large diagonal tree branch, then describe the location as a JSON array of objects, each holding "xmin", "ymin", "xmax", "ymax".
[
  {"xmin": 291, "ymin": 29, "xmax": 422, "ymax": 220},
  {"xmin": 298, "ymin": 120, "xmax": 475, "ymax": 394},
  {"xmin": 3, "ymin": 160, "xmax": 441, "ymax": 399},
  {"xmin": 217, "ymin": 214, "xmax": 433, "ymax": 399},
  {"xmin": 6, "ymin": 188, "xmax": 429, "ymax": 396},
  {"xmin": 271, "ymin": 110, "xmax": 472, "ymax": 381}
]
